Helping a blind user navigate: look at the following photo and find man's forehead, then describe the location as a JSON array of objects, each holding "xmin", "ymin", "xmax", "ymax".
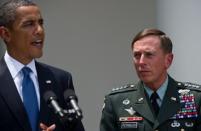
[
  {"xmin": 15, "ymin": 5, "xmax": 43, "ymax": 21},
  {"xmin": 16, "ymin": 5, "xmax": 41, "ymax": 16},
  {"xmin": 133, "ymin": 47, "xmax": 156, "ymax": 53},
  {"xmin": 136, "ymin": 36, "xmax": 160, "ymax": 44}
]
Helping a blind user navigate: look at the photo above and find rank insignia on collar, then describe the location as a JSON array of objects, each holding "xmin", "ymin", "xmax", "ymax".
[
  {"xmin": 136, "ymin": 97, "xmax": 144, "ymax": 104},
  {"xmin": 125, "ymin": 107, "xmax": 136, "ymax": 115},
  {"xmin": 138, "ymin": 97, "xmax": 143, "ymax": 102}
]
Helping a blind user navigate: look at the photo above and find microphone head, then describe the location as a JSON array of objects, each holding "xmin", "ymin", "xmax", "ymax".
[
  {"xmin": 63, "ymin": 89, "xmax": 78, "ymax": 102},
  {"xmin": 43, "ymin": 90, "xmax": 57, "ymax": 104}
]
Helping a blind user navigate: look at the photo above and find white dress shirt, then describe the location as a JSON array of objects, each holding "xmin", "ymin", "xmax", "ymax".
[{"xmin": 4, "ymin": 51, "xmax": 40, "ymax": 109}]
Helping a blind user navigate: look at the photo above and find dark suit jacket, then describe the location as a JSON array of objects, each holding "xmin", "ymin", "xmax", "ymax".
[
  {"xmin": 0, "ymin": 58, "xmax": 85, "ymax": 131},
  {"xmin": 100, "ymin": 76, "xmax": 201, "ymax": 131}
]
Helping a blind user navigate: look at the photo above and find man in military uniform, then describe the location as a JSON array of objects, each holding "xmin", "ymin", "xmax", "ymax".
[{"xmin": 100, "ymin": 28, "xmax": 201, "ymax": 131}]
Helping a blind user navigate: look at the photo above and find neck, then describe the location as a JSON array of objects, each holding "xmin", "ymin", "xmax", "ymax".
[{"xmin": 144, "ymin": 75, "xmax": 168, "ymax": 91}]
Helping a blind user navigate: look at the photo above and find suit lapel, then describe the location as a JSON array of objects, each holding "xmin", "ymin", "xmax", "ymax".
[
  {"xmin": 132, "ymin": 82, "xmax": 155, "ymax": 124},
  {"xmin": 35, "ymin": 62, "xmax": 57, "ymax": 124},
  {"xmin": 0, "ymin": 58, "xmax": 31, "ymax": 131},
  {"xmin": 154, "ymin": 77, "xmax": 181, "ymax": 129}
]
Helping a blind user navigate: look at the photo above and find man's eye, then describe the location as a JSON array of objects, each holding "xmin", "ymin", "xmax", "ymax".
[
  {"xmin": 23, "ymin": 21, "xmax": 34, "ymax": 27},
  {"xmin": 145, "ymin": 53, "xmax": 154, "ymax": 57},
  {"xmin": 39, "ymin": 19, "xmax": 44, "ymax": 26},
  {"xmin": 134, "ymin": 53, "xmax": 141, "ymax": 59}
]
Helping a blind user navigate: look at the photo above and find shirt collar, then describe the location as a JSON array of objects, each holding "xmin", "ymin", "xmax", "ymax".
[
  {"xmin": 144, "ymin": 76, "xmax": 169, "ymax": 101},
  {"xmin": 4, "ymin": 51, "xmax": 37, "ymax": 78}
]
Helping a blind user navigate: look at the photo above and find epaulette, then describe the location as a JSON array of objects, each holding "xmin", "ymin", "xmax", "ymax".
[
  {"xmin": 177, "ymin": 82, "xmax": 201, "ymax": 91},
  {"xmin": 109, "ymin": 84, "xmax": 137, "ymax": 95}
]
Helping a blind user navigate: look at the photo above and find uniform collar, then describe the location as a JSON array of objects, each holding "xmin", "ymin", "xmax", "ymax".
[{"xmin": 144, "ymin": 76, "xmax": 169, "ymax": 101}]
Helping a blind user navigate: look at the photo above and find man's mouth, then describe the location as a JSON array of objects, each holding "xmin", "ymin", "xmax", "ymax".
[
  {"xmin": 32, "ymin": 39, "xmax": 43, "ymax": 47},
  {"xmin": 139, "ymin": 71, "xmax": 150, "ymax": 75}
]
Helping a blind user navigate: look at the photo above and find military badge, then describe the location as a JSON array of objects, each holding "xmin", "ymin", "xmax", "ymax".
[
  {"xmin": 171, "ymin": 120, "xmax": 180, "ymax": 127},
  {"xmin": 125, "ymin": 107, "xmax": 136, "ymax": 115},
  {"xmin": 123, "ymin": 99, "xmax": 130, "ymax": 105},
  {"xmin": 185, "ymin": 122, "xmax": 194, "ymax": 127}
]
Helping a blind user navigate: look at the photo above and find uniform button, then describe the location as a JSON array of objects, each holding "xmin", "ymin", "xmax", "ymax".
[
  {"xmin": 180, "ymin": 129, "xmax": 184, "ymax": 131},
  {"xmin": 155, "ymin": 130, "xmax": 159, "ymax": 131}
]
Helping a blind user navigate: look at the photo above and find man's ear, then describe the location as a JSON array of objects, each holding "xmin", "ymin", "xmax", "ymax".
[
  {"xmin": 165, "ymin": 53, "xmax": 174, "ymax": 69},
  {"xmin": 0, "ymin": 26, "xmax": 11, "ymax": 43}
]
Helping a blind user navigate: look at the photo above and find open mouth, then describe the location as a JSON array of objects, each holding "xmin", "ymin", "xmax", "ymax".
[{"xmin": 32, "ymin": 39, "xmax": 43, "ymax": 47}]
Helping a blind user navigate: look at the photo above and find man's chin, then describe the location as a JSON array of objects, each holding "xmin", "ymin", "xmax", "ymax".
[
  {"xmin": 34, "ymin": 53, "xmax": 43, "ymax": 59},
  {"xmin": 140, "ymin": 77, "xmax": 152, "ymax": 84}
]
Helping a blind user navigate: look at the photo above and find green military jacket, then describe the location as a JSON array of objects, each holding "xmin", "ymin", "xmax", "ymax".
[{"xmin": 100, "ymin": 77, "xmax": 201, "ymax": 131}]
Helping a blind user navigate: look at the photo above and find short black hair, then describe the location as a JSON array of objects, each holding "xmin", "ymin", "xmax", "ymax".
[{"xmin": 0, "ymin": 0, "xmax": 36, "ymax": 28}]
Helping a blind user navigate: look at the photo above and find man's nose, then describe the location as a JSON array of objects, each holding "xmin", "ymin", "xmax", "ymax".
[
  {"xmin": 35, "ymin": 24, "xmax": 44, "ymax": 35},
  {"xmin": 139, "ymin": 54, "xmax": 146, "ymax": 64}
]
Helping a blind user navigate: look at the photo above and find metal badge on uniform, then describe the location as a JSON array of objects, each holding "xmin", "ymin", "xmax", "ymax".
[
  {"xmin": 185, "ymin": 122, "xmax": 194, "ymax": 127},
  {"xmin": 120, "ymin": 122, "xmax": 138, "ymax": 129},
  {"xmin": 171, "ymin": 97, "xmax": 177, "ymax": 101},
  {"xmin": 178, "ymin": 89, "xmax": 190, "ymax": 95},
  {"xmin": 136, "ymin": 97, "xmax": 144, "ymax": 104},
  {"xmin": 123, "ymin": 99, "xmax": 130, "ymax": 105},
  {"xmin": 125, "ymin": 107, "xmax": 136, "ymax": 115},
  {"xmin": 171, "ymin": 120, "xmax": 180, "ymax": 128}
]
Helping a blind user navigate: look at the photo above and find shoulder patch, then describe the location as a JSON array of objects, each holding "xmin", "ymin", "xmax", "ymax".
[
  {"xmin": 177, "ymin": 82, "xmax": 201, "ymax": 91},
  {"xmin": 109, "ymin": 84, "xmax": 137, "ymax": 95}
]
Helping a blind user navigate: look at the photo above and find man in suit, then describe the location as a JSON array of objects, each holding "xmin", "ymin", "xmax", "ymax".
[
  {"xmin": 100, "ymin": 28, "xmax": 201, "ymax": 131},
  {"xmin": 0, "ymin": 0, "xmax": 85, "ymax": 131}
]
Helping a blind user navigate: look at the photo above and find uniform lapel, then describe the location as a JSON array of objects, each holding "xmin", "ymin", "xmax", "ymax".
[
  {"xmin": 132, "ymin": 82, "xmax": 155, "ymax": 124},
  {"xmin": 154, "ymin": 77, "xmax": 180, "ymax": 129},
  {"xmin": 0, "ymin": 58, "xmax": 31, "ymax": 131}
]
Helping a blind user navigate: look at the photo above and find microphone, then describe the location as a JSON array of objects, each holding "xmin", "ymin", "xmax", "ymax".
[
  {"xmin": 43, "ymin": 90, "xmax": 65, "ymax": 118},
  {"xmin": 64, "ymin": 89, "xmax": 83, "ymax": 120}
]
